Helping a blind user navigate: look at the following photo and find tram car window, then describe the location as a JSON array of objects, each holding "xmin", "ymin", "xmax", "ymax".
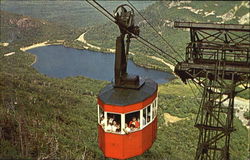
[
  {"xmin": 125, "ymin": 111, "xmax": 140, "ymax": 132},
  {"xmin": 106, "ymin": 113, "xmax": 121, "ymax": 133}
]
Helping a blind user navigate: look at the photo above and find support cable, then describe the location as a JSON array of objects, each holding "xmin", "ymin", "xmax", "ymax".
[
  {"xmin": 127, "ymin": 0, "xmax": 185, "ymax": 62},
  {"xmin": 136, "ymin": 36, "xmax": 179, "ymax": 63},
  {"xmin": 86, "ymin": 0, "xmax": 116, "ymax": 23},
  {"xmin": 187, "ymin": 80, "xmax": 205, "ymax": 125},
  {"xmin": 187, "ymin": 81, "xmax": 202, "ymax": 108},
  {"xmin": 86, "ymin": 0, "xmax": 180, "ymax": 64},
  {"xmin": 135, "ymin": 37, "xmax": 177, "ymax": 64},
  {"xmin": 192, "ymin": 80, "xmax": 204, "ymax": 96}
]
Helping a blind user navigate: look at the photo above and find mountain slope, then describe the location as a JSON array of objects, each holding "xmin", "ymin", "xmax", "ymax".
[
  {"xmin": 0, "ymin": 3, "xmax": 249, "ymax": 160},
  {"xmin": 85, "ymin": 1, "xmax": 250, "ymax": 65},
  {"xmin": 1, "ymin": 1, "xmax": 153, "ymax": 28},
  {"xmin": 0, "ymin": 10, "xmax": 78, "ymax": 50}
]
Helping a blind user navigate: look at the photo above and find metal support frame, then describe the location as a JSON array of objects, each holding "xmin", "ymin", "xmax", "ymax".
[
  {"xmin": 113, "ymin": 4, "xmax": 144, "ymax": 89},
  {"xmin": 174, "ymin": 22, "xmax": 250, "ymax": 160}
]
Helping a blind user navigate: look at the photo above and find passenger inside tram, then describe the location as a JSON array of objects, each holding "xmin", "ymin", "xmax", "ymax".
[
  {"xmin": 106, "ymin": 122, "xmax": 112, "ymax": 131},
  {"xmin": 130, "ymin": 124, "xmax": 136, "ymax": 131},
  {"xmin": 111, "ymin": 121, "xmax": 117, "ymax": 132},
  {"xmin": 100, "ymin": 115, "xmax": 105, "ymax": 128},
  {"xmin": 129, "ymin": 117, "xmax": 140, "ymax": 128},
  {"xmin": 116, "ymin": 123, "xmax": 121, "ymax": 132},
  {"xmin": 123, "ymin": 123, "xmax": 131, "ymax": 134},
  {"xmin": 99, "ymin": 108, "xmax": 105, "ymax": 128},
  {"xmin": 147, "ymin": 116, "xmax": 150, "ymax": 123},
  {"xmin": 106, "ymin": 113, "xmax": 121, "ymax": 133},
  {"xmin": 108, "ymin": 115, "xmax": 115, "ymax": 124},
  {"xmin": 147, "ymin": 107, "xmax": 151, "ymax": 123},
  {"xmin": 125, "ymin": 111, "xmax": 140, "ymax": 131},
  {"xmin": 99, "ymin": 102, "xmax": 157, "ymax": 134}
]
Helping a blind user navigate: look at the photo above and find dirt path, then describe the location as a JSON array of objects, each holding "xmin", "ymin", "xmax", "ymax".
[
  {"xmin": 147, "ymin": 55, "xmax": 175, "ymax": 72},
  {"xmin": 4, "ymin": 52, "xmax": 15, "ymax": 57},
  {"xmin": 164, "ymin": 113, "xmax": 188, "ymax": 125},
  {"xmin": 76, "ymin": 31, "xmax": 175, "ymax": 72},
  {"xmin": 76, "ymin": 32, "xmax": 101, "ymax": 50},
  {"xmin": 0, "ymin": 42, "xmax": 9, "ymax": 47},
  {"xmin": 164, "ymin": 96, "xmax": 249, "ymax": 128},
  {"xmin": 76, "ymin": 31, "xmax": 127, "ymax": 54},
  {"xmin": 20, "ymin": 40, "xmax": 65, "ymax": 52},
  {"xmin": 234, "ymin": 97, "xmax": 249, "ymax": 128},
  {"xmin": 20, "ymin": 41, "xmax": 49, "ymax": 51},
  {"xmin": 222, "ymin": 96, "xmax": 250, "ymax": 128}
]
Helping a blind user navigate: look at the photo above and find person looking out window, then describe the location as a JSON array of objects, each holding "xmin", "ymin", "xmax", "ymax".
[{"xmin": 129, "ymin": 117, "xmax": 140, "ymax": 128}]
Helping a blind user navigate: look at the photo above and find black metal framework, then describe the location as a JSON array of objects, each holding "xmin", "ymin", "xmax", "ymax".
[
  {"xmin": 113, "ymin": 5, "xmax": 144, "ymax": 89},
  {"xmin": 174, "ymin": 22, "xmax": 250, "ymax": 160}
]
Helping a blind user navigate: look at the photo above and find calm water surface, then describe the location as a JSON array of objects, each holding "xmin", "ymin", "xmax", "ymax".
[{"xmin": 28, "ymin": 45, "xmax": 174, "ymax": 84}]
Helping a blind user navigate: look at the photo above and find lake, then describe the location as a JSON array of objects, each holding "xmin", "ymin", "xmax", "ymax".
[{"xmin": 28, "ymin": 45, "xmax": 174, "ymax": 84}]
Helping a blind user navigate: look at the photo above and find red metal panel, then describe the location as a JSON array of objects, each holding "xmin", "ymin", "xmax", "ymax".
[
  {"xmin": 123, "ymin": 130, "xmax": 143, "ymax": 159},
  {"xmin": 104, "ymin": 132, "xmax": 124, "ymax": 159},
  {"xmin": 98, "ymin": 92, "xmax": 157, "ymax": 113},
  {"xmin": 98, "ymin": 125, "xmax": 105, "ymax": 152},
  {"xmin": 142, "ymin": 121, "xmax": 153, "ymax": 151},
  {"xmin": 98, "ymin": 118, "xmax": 157, "ymax": 159}
]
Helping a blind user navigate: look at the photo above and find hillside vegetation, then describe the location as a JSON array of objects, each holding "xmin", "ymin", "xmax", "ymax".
[
  {"xmin": 0, "ymin": 10, "xmax": 81, "ymax": 52},
  {"xmin": 85, "ymin": 1, "xmax": 250, "ymax": 65},
  {"xmin": 1, "ymin": 1, "xmax": 153, "ymax": 28},
  {"xmin": 85, "ymin": 1, "xmax": 250, "ymax": 99},
  {"xmin": 0, "ymin": 2, "xmax": 249, "ymax": 160},
  {"xmin": 0, "ymin": 50, "xmax": 248, "ymax": 159}
]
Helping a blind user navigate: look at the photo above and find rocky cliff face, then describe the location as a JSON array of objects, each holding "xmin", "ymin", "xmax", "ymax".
[
  {"xmin": 13, "ymin": 18, "xmax": 40, "ymax": 29},
  {"xmin": 0, "ymin": 10, "xmax": 73, "ymax": 45},
  {"xmin": 142, "ymin": 1, "xmax": 250, "ymax": 27},
  {"xmin": 1, "ymin": 11, "xmax": 40, "ymax": 42},
  {"xmin": 1, "ymin": 11, "xmax": 45, "ymax": 31}
]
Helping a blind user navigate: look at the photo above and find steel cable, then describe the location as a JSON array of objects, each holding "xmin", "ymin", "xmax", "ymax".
[
  {"xmin": 127, "ymin": 0, "xmax": 185, "ymax": 62},
  {"xmin": 86, "ymin": 0, "xmax": 180, "ymax": 64}
]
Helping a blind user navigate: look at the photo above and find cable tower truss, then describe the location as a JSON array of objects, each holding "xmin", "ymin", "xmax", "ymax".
[{"xmin": 174, "ymin": 22, "xmax": 250, "ymax": 160}]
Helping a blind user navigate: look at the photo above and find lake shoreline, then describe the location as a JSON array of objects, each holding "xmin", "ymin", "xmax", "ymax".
[
  {"xmin": 27, "ymin": 45, "xmax": 174, "ymax": 84},
  {"xmin": 20, "ymin": 40, "xmax": 66, "ymax": 52},
  {"xmin": 21, "ymin": 37, "xmax": 175, "ymax": 75},
  {"xmin": 19, "ymin": 38, "xmax": 250, "ymax": 129},
  {"xmin": 76, "ymin": 31, "xmax": 175, "ymax": 73},
  {"xmin": 20, "ymin": 41, "xmax": 50, "ymax": 51},
  {"xmin": 20, "ymin": 40, "xmax": 64, "ymax": 67}
]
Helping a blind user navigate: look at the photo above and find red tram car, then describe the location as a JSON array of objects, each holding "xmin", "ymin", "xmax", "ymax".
[
  {"xmin": 95, "ymin": 4, "xmax": 159, "ymax": 160},
  {"xmin": 97, "ymin": 79, "xmax": 158, "ymax": 159}
]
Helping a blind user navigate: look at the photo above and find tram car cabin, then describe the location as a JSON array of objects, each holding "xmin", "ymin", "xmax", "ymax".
[
  {"xmin": 97, "ymin": 79, "xmax": 158, "ymax": 159},
  {"xmin": 96, "ymin": 4, "xmax": 158, "ymax": 160}
]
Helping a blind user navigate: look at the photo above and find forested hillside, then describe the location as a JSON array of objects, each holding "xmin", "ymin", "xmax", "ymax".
[
  {"xmin": 85, "ymin": 1, "xmax": 250, "ymax": 64},
  {"xmin": 1, "ymin": 1, "xmax": 153, "ymax": 28},
  {"xmin": 0, "ymin": 10, "xmax": 81, "ymax": 53},
  {"xmin": 0, "ymin": 51, "xmax": 248, "ymax": 159},
  {"xmin": 0, "ymin": 1, "xmax": 249, "ymax": 160}
]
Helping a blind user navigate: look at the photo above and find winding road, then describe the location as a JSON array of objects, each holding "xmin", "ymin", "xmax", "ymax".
[
  {"xmin": 76, "ymin": 31, "xmax": 175, "ymax": 72},
  {"xmin": 233, "ymin": 97, "xmax": 249, "ymax": 128}
]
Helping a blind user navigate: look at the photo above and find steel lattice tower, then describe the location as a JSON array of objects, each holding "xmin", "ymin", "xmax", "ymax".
[{"xmin": 174, "ymin": 22, "xmax": 250, "ymax": 160}]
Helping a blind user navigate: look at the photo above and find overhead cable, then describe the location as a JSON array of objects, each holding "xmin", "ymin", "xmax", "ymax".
[
  {"xmin": 86, "ymin": 0, "xmax": 179, "ymax": 64},
  {"xmin": 127, "ymin": 0, "xmax": 185, "ymax": 62}
]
